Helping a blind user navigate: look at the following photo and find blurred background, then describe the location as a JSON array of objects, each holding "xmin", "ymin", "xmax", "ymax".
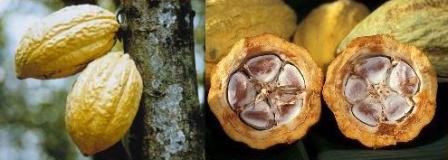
[{"xmin": 0, "ymin": 0, "xmax": 204, "ymax": 159}]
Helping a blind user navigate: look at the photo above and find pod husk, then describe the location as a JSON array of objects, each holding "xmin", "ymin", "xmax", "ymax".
[
  {"xmin": 208, "ymin": 34, "xmax": 323, "ymax": 149},
  {"xmin": 15, "ymin": 4, "xmax": 119, "ymax": 79},
  {"xmin": 324, "ymin": 35, "xmax": 437, "ymax": 148}
]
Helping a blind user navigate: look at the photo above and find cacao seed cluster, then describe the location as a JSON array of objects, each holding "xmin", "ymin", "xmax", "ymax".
[
  {"xmin": 207, "ymin": 0, "xmax": 442, "ymax": 149},
  {"xmin": 15, "ymin": 4, "xmax": 143, "ymax": 155}
]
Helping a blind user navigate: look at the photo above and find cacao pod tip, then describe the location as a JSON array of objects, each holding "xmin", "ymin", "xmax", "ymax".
[
  {"xmin": 16, "ymin": 72, "xmax": 24, "ymax": 80},
  {"xmin": 81, "ymin": 152, "xmax": 89, "ymax": 157},
  {"xmin": 80, "ymin": 148, "xmax": 96, "ymax": 156}
]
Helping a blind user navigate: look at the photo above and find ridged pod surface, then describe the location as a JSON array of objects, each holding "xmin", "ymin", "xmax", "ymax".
[
  {"xmin": 15, "ymin": 4, "xmax": 119, "ymax": 79},
  {"xmin": 337, "ymin": 0, "xmax": 448, "ymax": 80},
  {"xmin": 205, "ymin": 0, "xmax": 297, "ymax": 87},
  {"xmin": 65, "ymin": 52, "xmax": 143, "ymax": 155},
  {"xmin": 294, "ymin": 0, "xmax": 369, "ymax": 69}
]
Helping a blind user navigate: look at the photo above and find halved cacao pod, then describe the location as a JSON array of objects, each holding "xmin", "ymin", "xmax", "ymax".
[
  {"xmin": 15, "ymin": 4, "xmax": 119, "ymax": 79},
  {"xmin": 324, "ymin": 35, "xmax": 437, "ymax": 148},
  {"xmin": 205, "ymin": 0, "xmax": 297, "ymax": 87},
  {"xmin": 65, "ymin": 52, "xmax": 143, "ymax": 155},
  {"xmin": 208, "ymin": 34, "xmax": 323, "ymax": 149}
]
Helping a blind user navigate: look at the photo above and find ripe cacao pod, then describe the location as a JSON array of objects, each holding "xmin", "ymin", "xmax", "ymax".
[
  {"xmin": 294, "ymin": 0, "xmax": 369, "ymax": 69},
  {"xmin": 324, "ymin": 35, "xmax": 437, "ymax": 148},
  {"xmin": 205, "ymin": 0, "xmax": 297, "ymax": 87},
  {"xmin": 65, "ymin": 51, "xmax": 143, "ymax": 155},
  {"xmin": 208, "ymin": 34, "xmax": 323, "ymax": 149},
  {"xmin": 15, "ymin": 4, "xmax": 119, "ymax": 79},
  {"xmin": 337, "ymin": 0, "xmax": 448, "ymax": 81}
]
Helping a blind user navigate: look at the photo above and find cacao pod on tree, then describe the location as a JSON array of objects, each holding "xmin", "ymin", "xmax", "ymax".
[
  {"xmin": 15, "ymin": 4, "xmax": 119, "ymax": 79},
  {"xmin": 65, "ymin": 51, "xmax": 143, "ymax": 155}
]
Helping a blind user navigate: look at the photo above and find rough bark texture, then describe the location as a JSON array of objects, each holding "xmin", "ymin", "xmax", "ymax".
[{"xmin": 121, "ymin": 0, "xmax": 205, "ymax": 160}]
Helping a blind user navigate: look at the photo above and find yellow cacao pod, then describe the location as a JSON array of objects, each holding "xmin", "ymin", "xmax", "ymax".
[
  {"xmin": 205, "ymin": 0, "xmax": 297, "ymax": 86},
  {"xmin": 293, "ymin": 0, "xmax": 369, "ymax": 69},
  {"xmin": 337, "ymin": 0, "xmax": 448, "ymax": 80},
  {"xmin": 65, "ymin": 51, "xmax": 143, "ymax": 155},
  {"xmin": 15, "ymin": 4, "xmax": 119, "ymax": 79}
]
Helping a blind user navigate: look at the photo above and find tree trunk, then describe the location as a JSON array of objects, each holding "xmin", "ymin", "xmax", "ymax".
[{"xmin": 120, "ymin": 0, "xmax": 205, "ymax": 160}]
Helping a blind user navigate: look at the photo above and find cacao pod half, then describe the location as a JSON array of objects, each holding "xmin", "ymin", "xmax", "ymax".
[
  {"xmin": 294, "ymin": 0, "xmax": 369, "ymax": 69},
  {"xmin": 208, "ymin": 34, "xmax": 322, "ymax": 149},
  {"xmin": 324, "ymin": 35, "xmax": 437, "ymax": 148},
  {"xmin": 15, "ymin": 4, "xmax": 119, "ymax": 79},
  {"xmin": 205, "ymin": 0, "xmax": 297, "ymax": 87},
  {"xmin": 65, "ymin": 52, "xmax": 143, "ymax": 155},
  {"xmin": 337, "ymin": 0, "xmax": 448, "ymax": 81}
]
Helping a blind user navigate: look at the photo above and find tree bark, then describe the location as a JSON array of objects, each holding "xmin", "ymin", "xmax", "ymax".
[{"xmin": 121, "ymin": 0, "xmax": 205, "ymax": 160}]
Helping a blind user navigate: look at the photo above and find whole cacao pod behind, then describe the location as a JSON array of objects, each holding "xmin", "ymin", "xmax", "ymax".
[
  {"xmin": 337, "ymin": 0, "xmax": 448, "ymax": 81},
  {"xmin": 65, "ymin": 52, "xmax": 143, "ymax": 155},
  {"xmin": 205, "ymin": 0, "xmax": 297, "ymax": 87},
  {"xmin": 294, "ymin": 0, "xmax": 369, "ymax": 70},
  {"xmin": 15, "ymin": 4, "xmax": 119, "ymax": 79}
]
